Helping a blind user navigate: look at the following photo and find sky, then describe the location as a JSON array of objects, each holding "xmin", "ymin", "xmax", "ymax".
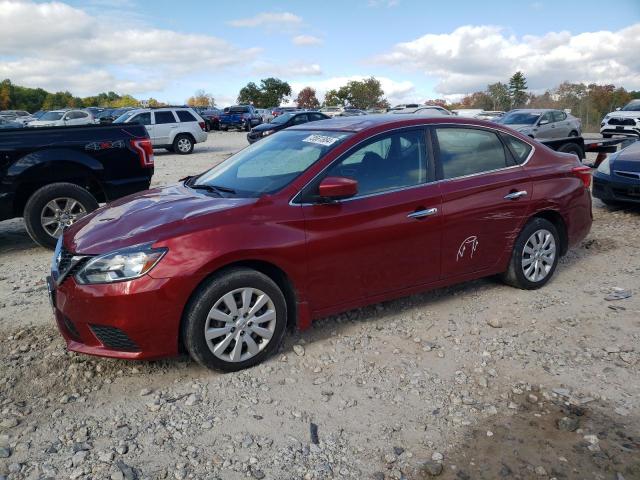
[{"xmin": 1, "ymin": 0, "xmax": 639, "ymax": 107}]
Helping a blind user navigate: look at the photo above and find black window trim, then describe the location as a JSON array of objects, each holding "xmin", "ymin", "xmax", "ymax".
[
  {"xmin": 293, "ymin": 125, "xmax": 435, "ymax": 205},
  {"xmin": 430, "ymin": 124, "xmax": 533, "ymax": 182}
]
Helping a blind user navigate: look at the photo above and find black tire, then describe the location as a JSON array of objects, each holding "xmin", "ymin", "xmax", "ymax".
[
  {"xmin": 212, "ymin": 120, "xmax": 220, "ymax": 131},
  {"xmin": 501, "ymin": 218, "xmax": 560, "ymax": 290},
  {"xmin": 182, "ymin": 268, "xmax": 288, "ymax": 372},
  {"xmin": 23, "ymin": 182, "xmax": 99, "ymax": 249},
  {"xmin": 204, "ymin": 120, "xmax": 211, "ymax": 132},
  {"xmin": 557, "ymin": 142, "xmax": 584, "ymax": 159},
  {"xmin": 221, "ymin": 125, "xmax": 228, "ymax": 132},
  {"xmin": 173, "ymin": 134, "xmax": 194, "ymax": 155}
]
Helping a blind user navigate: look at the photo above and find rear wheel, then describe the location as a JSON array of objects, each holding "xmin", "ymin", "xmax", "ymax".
[
  {"xmin": 182, "ymin": 268, "xmax": 288, "ymax": 372},
  {"xmin": 501, "ymin": 218, "xmax": 560, "ymax": 290},
  {"xmin": 23, "ymin": 182, "xmax": 99, "ymax": 249},
  {"xmin": 557, "ymin": 142, "xmax": 584, "ymax": 160},
  {"xmin": 173, "ymin": 134, "xmax": 194, "ymax": 154}
]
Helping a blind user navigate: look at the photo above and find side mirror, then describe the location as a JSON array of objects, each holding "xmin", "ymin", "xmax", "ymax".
[
  {"xmin": 318, "ymin": 176, "xmax": 358, "ymax": 201},
  {"xmin": 615, "ymin": 107, "xmax": 621, "ymax": 111},
  {"xmin": 538, "ymin": 119, "xmax": 549, "ymax": 125}
]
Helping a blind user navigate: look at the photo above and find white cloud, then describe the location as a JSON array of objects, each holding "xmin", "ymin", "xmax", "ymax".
[
  {"xmin": 228, "ymin": 12, "xmax": 302, "ymax": 28},
  {"xmin": 373, "ymin": 24, "xmax": 640, "ymax": 96},
  {"xmin": 0, "ymin": 0, "xmax": 259, "ymax": 96},
  {"xmin": 289, "ymin": 76, "xmax": 416, "ymax": 106},
  {"xmin": 292, "ymin": 34, "xmax": 323, "ymax": 46},
  {"xmin": 252, "ymin": 61, "xmax": 323, "ymax": 77}
]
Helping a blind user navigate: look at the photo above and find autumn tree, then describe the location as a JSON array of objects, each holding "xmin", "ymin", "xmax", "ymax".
[
  {"xmin": 296, "ymin": 87, "xmax": 320, "ymax": 109},
  {"xmin": 0, "ymin": 79, "xmax": 13, "ymax": 110},
  {"xmin": 508, "ymin": 71, "xmax": 528, "ymax": 108},
  {"xmin": 187, "ymin": 89, "xmax": 215, "ymax": 108}
]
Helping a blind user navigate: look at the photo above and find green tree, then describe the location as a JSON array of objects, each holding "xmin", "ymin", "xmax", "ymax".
[
  {"xmin": 324, "ymin": 89, "xmax": 347, "ymax": 106},
  {"xmin": 295, "ymin": 87, "xmax": 320, "ymax": 109},
  {"xmin": 237, "ymin": 82, "xmax": 263, "ymax": 105},
  {"xmin": 323, "ymin": 77, "xmax": 388, "ymax": 109},
  {"xmin": 257, "ymin": 77, "xmax": 291, "ymax": 108},
  {"xmin": 486, "ymin": 82, "xmax": 510, "ymax": 111},
  {"xmin": 508, "ymin": 71, "xmax": 528, "ymax": 108}
]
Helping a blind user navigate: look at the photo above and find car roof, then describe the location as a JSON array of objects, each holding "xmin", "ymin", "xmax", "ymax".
[
  {"xmin": 510, "ymin": 109, "xmax": 555, "ymax": 113},
  {"xmin": 288, "ymin": 114, "xmax": 499, "ymax": 132}
]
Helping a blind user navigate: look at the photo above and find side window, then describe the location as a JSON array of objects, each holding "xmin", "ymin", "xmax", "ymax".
[
  {"xmin": 176, "ymin": 110, "xmax": 197, "ymax": 122},
  {"xmin": 502, "ymin": 135, "xmax": 532, "ymax": 165},
  {"xmin": 78, "ymin": 112, "xmax": 88, "ymax": 119},
  {"xmin": 132, "ymin": 113, "xmax": 151, "ymax": 125},
  {"xmin": 552, "ymin": 110, "xmax": 566, "ymax": 122},
  {"xmin": 323, "ymin": 130, "xmax": 427, "ymax": 197},
  {"xmin": 154, "ymin": 111, "xmax": 177, "ymax": 124},
  {"xmin": 540, "ymin": 112, "xmax": 553, "ymax": 124},
  {"xmin": 435, "ymin": 128, "xmax": 508, "ymax": 179},
  {"xmin": 64, "ymin": 112, "xmax": 76, "ymax": 120},
  {"xmin": 291, "ymin": 114, "xmax": 308, "ymax": 125}
]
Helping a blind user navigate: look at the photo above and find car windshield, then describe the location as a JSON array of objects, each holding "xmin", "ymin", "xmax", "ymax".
[
  {"xmin": 621, "ymin": 100, "xmax": 640, "ymax": 111},
  {"xmin": 193, "ymin": 130, "xmax": 351, "ymax": 197},
  {"xmin": 499, "ymin": 112, "xmax": 540, "ymax": 125},
  {"xmin": 271, "ymin": 113, "xmax": 294, "ymax": 124},
  {"xmin": 40, "ymin": 111, "xmax": 65, "ymax": 121},
  {"xmin": 113, "ymin": 111, "xmax": 139, "ymax": 123}
]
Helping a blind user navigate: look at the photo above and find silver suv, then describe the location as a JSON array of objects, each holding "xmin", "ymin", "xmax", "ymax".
[
  {"xmin": 114, "ymin": 107, "xmax": 208, "ymax": 154},
  {"xmin": 600, "ymin": 99, "xmax": 640, "ymax": 138}
]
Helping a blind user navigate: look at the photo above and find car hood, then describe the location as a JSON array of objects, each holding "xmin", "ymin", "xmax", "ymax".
[
  {"xmin": 65, "ymin": 184, "xmax": 257, "ymax": 255},
  {"xmin": 612, "ymin": 141, "xmax": 640, "ymax": 172},
  {"xmin": 606, "ymin": 111, "xmax": 640, "ymax": 119},
  {"xmin": 252, "ymin": 123, "xmax": 279, "ymax": 132}
]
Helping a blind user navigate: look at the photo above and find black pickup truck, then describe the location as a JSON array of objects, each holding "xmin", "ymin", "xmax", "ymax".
[{"xmin": 0, "ymin": 124, "xmax": 154, "ymax": 248}]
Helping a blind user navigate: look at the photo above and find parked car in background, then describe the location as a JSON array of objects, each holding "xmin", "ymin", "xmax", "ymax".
[
  {"xmin": 600, "ymin": 99, "xmax": 640, "ymax": 138},
  {"xmin": 49, "ymin": 115, "xmax": 592, "ymax": 371},
  {"xmin": 246, "ymin": 111, "xmax": 330, "ymax": 143},
  {"xmin": 28, "ymin": 109, "xmax": 95, "ymax": 127},
  {"xmin": 219, "ymin": 105, "xmax": 262, "ymax": 131},
  {"xmin": 497, "ymin": 109, "xmax": 581, "ymax": 139},
  {"xmin": 96, "ymin": 108, "xmax": 135, "ymax": 124},
  {"xmin": 200, "ymin": 108, "xmax": 223, "ymax": 131},
  {"xmin": 593, "ymin": 139, "xmax": 640, "ymax": 205},
  {"xmin": 366, "ymin": 108, "xmax": 387, "ymax": 114},
  {"xmin": 0, "ymin": 117, "xmax": 24, "ymax": 129},
  {"xmin": 272, "ymin": 106, "xmax": 299, "ymax": 118},
  {"xmin": 388, "ymin": 104, "xmax": 420, "ymax": 111},
  {"xmin": 255, "ymin": 108, "xmax": 274, "ymax": 123},
  {"xmin": 0, "ymin": 123, "xmax": 153, "ymax": 248},
  {"xmin": 114, "ymin": 107, "xmax": 207, "ymax": 154},
  {"xmin": 475, "ymin": 111, "xmax": 505, "ymax": 121},
  {"xmin": 390, "ymin": 106, "xmax": 449, "ymax": 116},
  {"xmin": 452, "ymin": 109, "xmax": 484, "ymax": 118},
  {"xmin": 319, "ymin": 106, "xmax": 344, "ymax": 117},
  {"xmin": 340, "ymin": 108, "xmax": 367, "ymax": 116}
]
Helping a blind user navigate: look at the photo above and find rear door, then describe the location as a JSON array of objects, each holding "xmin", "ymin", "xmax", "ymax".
[
  {"xmin": 152, "ymin": 110, "xmax": 179, "ymax": 145},
  {"xmin": 434, "ymin": 126, "xmax": 533, "ymax": 279},
  {"xmin": 300, "ymin": 128, "xmax": 442, "ymax": 311},
  {"xmin": 552, "ymin": 110, "xmax": 570, "ymax": 137}
]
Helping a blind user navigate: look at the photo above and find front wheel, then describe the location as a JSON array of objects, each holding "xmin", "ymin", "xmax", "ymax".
[
  {"xmin": 182, "ymin": 268, "xmax": 288, "ymax": 372},
  {"xmin": 23, "ymin": 182, "xmax": 99, "ymax": 249},
  {"xmin": 501, "ymin": 218, "xmax": 560, "ymax": 290}
]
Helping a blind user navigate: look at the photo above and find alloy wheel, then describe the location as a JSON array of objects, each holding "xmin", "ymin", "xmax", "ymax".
[
  {"xmin": 521, "ymin": 228, "xmax": 556, "ymax": 282},
  {"xmin": 40, "ymin": 197, "xmax": 87, "ymax": 239},
  {"xmin": 177, "ymin": 138, "xmax": 192, "ymax": 153},
  {"xmin": 204, "ymin": 287, "xmax": 277, "ymax": 363}
]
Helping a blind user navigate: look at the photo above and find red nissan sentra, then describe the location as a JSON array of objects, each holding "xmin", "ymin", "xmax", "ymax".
[{"xmin": 48, "ymin": 115, "xmax": 592, "ymax": 371}]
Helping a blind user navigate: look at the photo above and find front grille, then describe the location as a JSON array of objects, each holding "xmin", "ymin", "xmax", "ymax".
[
  {"xmin": 56, "ymin": 247, "xmax": 90, "ymax": 284},
  {"xmin": 62, "ymin": 315, "xmax": 81, "ymax": 341},
  {"xmin": 608, "ymin": 117, "xmax": 636, "ymax": 126},
  {"xmin": 90, "ymin": 324, "xmax": 140, "ymax": 352}
]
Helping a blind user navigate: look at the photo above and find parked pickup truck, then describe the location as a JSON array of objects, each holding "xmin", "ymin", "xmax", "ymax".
[
  {"xmin": 0, "ymin": 124, "xmax": 154, "ymax": 248},
  {"xmin": 219, "ymin": 105, "xmax": 262, "ymax": 131}
]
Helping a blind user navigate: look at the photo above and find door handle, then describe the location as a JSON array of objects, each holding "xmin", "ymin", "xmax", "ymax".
[
  {"xmin": 407, "ymin": 207, "xmax": 438, "ymax": 219},
  {"xmin": 504, "ymin": 190, "xmax": 528, "ymax": 200}
]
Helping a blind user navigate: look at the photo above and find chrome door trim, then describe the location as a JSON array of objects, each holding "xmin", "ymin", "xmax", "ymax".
[
  {"xmin": 504, "ymin": 190, "xmax": 528, "ymax": 200},
  {"xmin": 407, "ymin": 207, "xmax": 438, "ymax": 219}
]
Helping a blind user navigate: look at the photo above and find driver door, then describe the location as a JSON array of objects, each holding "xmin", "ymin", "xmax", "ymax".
[
  {"xmin": 536, "ymin": 111, "xmax": 556, "ymax": 139},
  {"xmin": 300, "ymin": 128, "xmax": 442, "ymax": 312}
]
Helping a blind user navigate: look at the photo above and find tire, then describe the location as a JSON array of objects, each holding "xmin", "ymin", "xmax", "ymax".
[
  {"xmin": 204, "ymin": 120, "xmax": 211, "ymax": 132},
  {"xmin": 23, "ymin": 182, "xmax": 99, "ymax": 249},
  {"xmin": 213, "ymin": 120, "xmax": 220, "ymax": 131},
  {"xmin": 501, "ymin": 218, "xmax": 560, "ymax": 290},
  {"xmin": 221, "ymin": 125, "xmax": 228, "ymax": 132},
  {"xmin": 182, "ymin": 268, "xmax": 288, "ymax": 372},
  {"xmin": 557, "ymin": 142, "xmax": 584, "ymax": 159},
  {"xmin": 173, "ymin": 134, "xmax": 194, "ymax": 154}
]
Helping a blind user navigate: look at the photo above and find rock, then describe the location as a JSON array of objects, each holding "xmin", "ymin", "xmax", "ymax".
[
  {"xmin": 0, "ymin": 447, "xmax": 10, "ymax": 458},
  {"xmin": 393, "ymin": 446, "xmax": 405, "ymax": 456},
  {"xmin": 139, "ymin": 388, "xmax": 152, "ymax": 396},
  {"xmin": 293, "ymin": 344, "xmax": 305, "ymax": 356},
  {"xmin": 614, "ymin": 407, "xmax": 630, "ymax": 417},
  {"xmin": 477, "ymin": 376, "xmax": 488, "ymax": 388},
  {"xmin": 185, "ymin": 393, "xmax": 200, "ymax": 406},
  {"xmin": 431, "ymin": 452, "xmax": 444, "ymax": 462},
  {"xmin": 415, "ymin": 460, "xmax": 443, "ymax": 477},
  {"xmin": 557, "ymin": 416, "xmax": 580, "ymax": 432},
  {"xmin": 99, "ymin": 451, "xmax": 115, "ymax": 462},
  {"xmin": 0, "ymin": 417, "xmax": 19, "ymax": 429},
  {"xmin": 486, "ymin": 318, "xmax": 503, "ymax": 328},
  {"xmin": 372, "ymin": 473, "xmax": 385, "ymax": 480},
  {"xmin": 116, "ymin": 444, "xmax": 129, "ymax": 455},
  {"xmin": 534, "ymin": 465, "xmax": 547, "ymax": 476},
  {"xmin": 116, "ymin": 460, "xmax": 138, "ymax": 480},
  {"xmin": 72, "ymin": 450, "xmax": 88, "ymax": 466},
  {"xmin": 251, "ymin": 468, "xmax": 265, "ymax": 479}
]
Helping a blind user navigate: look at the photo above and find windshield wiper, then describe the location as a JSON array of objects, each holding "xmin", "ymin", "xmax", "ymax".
[{"xmin": 190, "ymin": 184, "xmax": 236, "ymax": 196}]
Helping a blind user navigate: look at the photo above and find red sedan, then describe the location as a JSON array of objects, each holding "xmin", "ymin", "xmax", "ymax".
[{"xmin": 48, "ymin": 115, "xmax": 593, "ymax": 371}]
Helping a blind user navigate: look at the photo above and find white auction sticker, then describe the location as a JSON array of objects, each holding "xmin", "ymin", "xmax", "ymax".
[{"xmin": 302, "ymin": 134, "xmax": 339, "ymax": 146}]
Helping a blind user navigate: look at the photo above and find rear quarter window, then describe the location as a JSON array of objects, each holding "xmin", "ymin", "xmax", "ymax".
[
  {"xmin": 176, "ymin": 110, "xmax": 197, "ymax": 122},
  {"xmin": 502, "ymin": 135, "xmax": 533, "ymax": 165}
]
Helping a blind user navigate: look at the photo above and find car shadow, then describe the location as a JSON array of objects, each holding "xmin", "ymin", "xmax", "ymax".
[{"xmin": 0, "ymin": 219, "xmax": 43, "ymax": 255}]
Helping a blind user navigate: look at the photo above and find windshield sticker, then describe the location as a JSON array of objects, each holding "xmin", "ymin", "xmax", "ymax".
[{"xmin": 302, "ymin": 134, "xmax": 339, "ymax": 146}]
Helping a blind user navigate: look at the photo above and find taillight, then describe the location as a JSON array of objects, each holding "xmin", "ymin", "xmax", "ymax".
[
  {"xmin": 199, "ymin": 121, "xmax": 206, "ymax": 131},
  {"xmin": 131, "ymin": 138, "xmax": 154, "ymax": 168},
  {"xmin": 572, "ymin": 165, "xmax": 591, "ymax": 188}
]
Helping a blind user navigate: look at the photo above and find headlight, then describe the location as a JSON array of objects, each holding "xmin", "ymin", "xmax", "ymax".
[
  {"xmin": 75, "ymin": 243, "xmax": 167, "ymax": 284},
  {"xmin": 596, "ymin": 158, "xmax": 611, "ymax": 176},
  {"xmin": 263, "ymin": 129, "xmax": 274, "ymax": 136}
]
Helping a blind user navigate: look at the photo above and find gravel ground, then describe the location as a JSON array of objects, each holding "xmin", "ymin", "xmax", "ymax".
[{"xmin": 0, "ymin": 132, "xmax": 639, "ymax": 480}]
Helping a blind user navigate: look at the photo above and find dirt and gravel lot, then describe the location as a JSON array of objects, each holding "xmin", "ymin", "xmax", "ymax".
[{"xmin": 0, "ymin": 132, "xmax": 639, "ymax": 480}]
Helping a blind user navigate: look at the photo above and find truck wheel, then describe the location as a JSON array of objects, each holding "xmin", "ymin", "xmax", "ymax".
[
  {"xmin": 173, "ymin": 134, "xmax": 194, "ymax": 154},
  {"xmin": 557, "ymin": 142, "xmax": 584, "ymax": 160},
  {"xmin": 24, "ymin": 182, "xmax": 99, "ymax": 249},
  {"xmin": 221, "ymin": 125, "xmax": 228, "ymax": 132}
]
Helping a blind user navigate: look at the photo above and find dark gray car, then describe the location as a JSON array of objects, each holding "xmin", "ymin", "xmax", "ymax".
[{"xmin": 498, "ymin": 109, "xmax": 582, "ymax": 139}]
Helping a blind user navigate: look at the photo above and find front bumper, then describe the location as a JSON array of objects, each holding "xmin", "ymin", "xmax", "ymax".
[
  {"xmin": 48, "ymin": 272, "xmax": 184, "ymax": 360},
  {"xmin": 600, "ymin": 125, "xmax": 640, "ymax": 137},
  {"xmin": 593, "ymin": 174, "xmax": 640, "ymax": 204}
]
